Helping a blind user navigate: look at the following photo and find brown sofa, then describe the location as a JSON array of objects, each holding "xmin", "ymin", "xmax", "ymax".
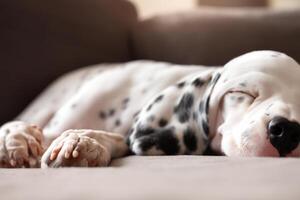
[
  {"xmin": 0, "ymin": 0, "xmax": 137, "ymax": 124},
  {"xmin": 1, "ymin": 0, "xmax": 300, "ymax": 124},
  {"xmin": 1, "ymin": 0, "xmax": 300, "ymax": 199}
]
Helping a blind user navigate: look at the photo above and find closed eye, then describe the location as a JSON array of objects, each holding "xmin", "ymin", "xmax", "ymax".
[
  {"xmin": 227, "ymin": 90, "xmax": 256, "ymax": 99},
  {"xmin": 225, "ymin": 91, "xmax": 255, "ymax": 105}
]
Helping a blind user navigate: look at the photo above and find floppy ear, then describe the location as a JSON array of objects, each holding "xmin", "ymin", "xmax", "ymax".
[
  {"xmin": 127, "ymin": 68, "xmax": 220, "ymax": 156},
  {"xmin": 197, "ymin": 70, "xmax": 222, "ymax": 138}
]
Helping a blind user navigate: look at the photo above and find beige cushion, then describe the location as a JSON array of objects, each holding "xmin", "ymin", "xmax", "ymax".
[{"xmin": 1, "ymin": 156, "xmax": 300, "ymax": 199}]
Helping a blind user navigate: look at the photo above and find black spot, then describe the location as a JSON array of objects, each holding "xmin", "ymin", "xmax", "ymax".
[
  {"xmin": 99, "ymin": 111, "xmax": 106, "ymax": 119},
  {"xmin": 239, "ymin": 82, "xmax": 247, "ymax": 87},
  {"xmin": 183, "ymin": 128, "xmax": 197, "ymax": 152},
  {"xmin": 5, "ymin": 129, "xmax": 10, "ymax": 134},
  {"xmin": 147, "ymin": 115, "xmax": 155, "ymax": 122},
  {"xmin": 115, "ymin": 119, "xmax": 121, "ymax": 127},
  {"xmin": 146, "ymin": 104, "xmax": 153, "ymax": 111},
  {"xmin": 146, "ymin": 95, "xmax": 164, "ymax": 112},
  {"xmin": 192, "ymin": 78, "xmax": 204, "ymax": 87},
  {"xmin": 174, "ymin": 93, "xmax": 194, "ymax": 123},
  {"xmin": 237, "ymin": 96, "xmax": 245, "ymax": 102},
  {"xmin": 122, "ymin": 98, "xmax": 130, "ymax": 110},
  {"xmin": 202, "ymin": 119, "xmax": 209, "ymax": 136},
  {"xmin": 212, "ymin": 73, "xmax": 221, "ymax": 85},
  {"xmin": 138, "ymin": 136, "xmax": 155, "ymax": 152},
  {"xmin": 203, "ymin": 145, "xmax": 218, "ymax": 155},
  {"xmin": 154, "ymin": 95, "xmax": 164, "ymax": 103},
  {"xmin": 122, "ymin": 97, "xmax": 130, "ymax": 104},
  {"xmin": 138, "ymin": 128, "xmax": 179, "ymax": 155},
  {"xmin": 133, "ymin": 110, "xmax": 140, "ymax": 118},
  {"xmin": 155, "ymin": 128, "xmax": 179, "ymax": 155},
  {"xmin": 177, "ymin": 81, "xmax": 186, "ymax": 88},
  {"xmin": 135, "ymin": 126, "xmax": 155, "ymax": 138},
  {"xmin": 207, "ymin": 72, "xmax": 221, "ymax": 88},
  {"xmin": 109, "ymin": 109, "xmax": 115, "ymax": 116},
  {"xmin": 158, "ymin": 118, "xmax": 168, "ymax": 127},
  {"xmin": 71, "ymin": 104, "xmax": 77, "ymax": 109}
]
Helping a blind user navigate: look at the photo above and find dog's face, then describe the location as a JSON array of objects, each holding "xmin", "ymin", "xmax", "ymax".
[{"xmin": 208, "ymin": 51, "xmax": 300, "ymax": 157}]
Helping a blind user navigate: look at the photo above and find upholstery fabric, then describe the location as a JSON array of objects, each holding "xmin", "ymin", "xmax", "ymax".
[
  {"xmin": 1, "ymin": 156, "xmax": 300, "ymax": 200},
  {"xmin": 132, "ymin": 8, "xmax": 300, "ymax": 66},
  {"xmin": 0, "ymin": 0, "xmax": 137, "ymax": 124}
]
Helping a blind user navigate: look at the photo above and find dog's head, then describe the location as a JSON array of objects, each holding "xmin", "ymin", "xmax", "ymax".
[{"xmin": 207, "ymin": 51, "xmax": 300, "ymax": 157}]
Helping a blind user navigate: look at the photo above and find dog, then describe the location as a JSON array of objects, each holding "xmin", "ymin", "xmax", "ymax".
[{"xmin": 0, "ymin": 50, "xmax": 300, "ymax": 168}]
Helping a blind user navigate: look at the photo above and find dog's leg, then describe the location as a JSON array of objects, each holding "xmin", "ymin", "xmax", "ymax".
[
  {"xmin": 0, "ymin": 70, "xmax": 88, "ymax": 168},
  {"xmin": 0, "ymin": 121, "xmax": 44, "ymax": 168},
  {"xmin": 41, "ymin": 129, "xmax": 128, "ymax": 168}
]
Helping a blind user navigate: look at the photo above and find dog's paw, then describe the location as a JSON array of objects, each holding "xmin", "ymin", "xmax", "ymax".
[
  {"xmin": 41, "ymin": 130, "xmax": 111, "ymax": 168},
  {"xmin": 0, "ymin": 121, "xmax": 44, "ymax": 168}
]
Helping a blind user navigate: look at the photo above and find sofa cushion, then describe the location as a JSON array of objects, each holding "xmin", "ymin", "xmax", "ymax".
[
  {"xmin": 0, "ymin": 156, "xmax": 300, "ymax": 199},
  {"xmin": 132, "ymin": 8, "xmax": 300, "ymax": 66}
]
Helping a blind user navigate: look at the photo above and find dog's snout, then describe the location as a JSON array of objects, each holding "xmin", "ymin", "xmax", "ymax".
[{"xmin": 268, "ymin": 117, "xmax": 300, "ymax": 156}]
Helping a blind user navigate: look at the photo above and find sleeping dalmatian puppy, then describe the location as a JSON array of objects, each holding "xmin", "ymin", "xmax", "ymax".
[{"xmin": 0, "ymin": 50, "xmax": 300, "ymax": 168}]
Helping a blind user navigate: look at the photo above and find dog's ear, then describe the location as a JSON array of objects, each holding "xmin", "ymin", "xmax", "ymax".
[
  {"xmin": 127, "ymin": 68, "xmax": 220, "ymax": 156},
  {"xmin": 198, "ymin": 70, "xmax": 222, "ymax": 139}
]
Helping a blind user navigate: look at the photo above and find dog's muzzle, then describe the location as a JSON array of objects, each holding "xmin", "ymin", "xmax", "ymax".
[{"xmin": 268, "ymin": 116, "xmax": 300, "ymax": 156}]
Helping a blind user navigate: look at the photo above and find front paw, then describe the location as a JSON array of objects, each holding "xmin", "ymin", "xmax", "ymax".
[
  {"xmin": 0, "ymin": 121, "xmax": 44, "ymax": 168},
  {"xmin": 41, "ymin": 130, "xmax": 111, "ymax": 168}
]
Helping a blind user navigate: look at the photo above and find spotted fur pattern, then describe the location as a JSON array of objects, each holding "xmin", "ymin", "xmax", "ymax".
[
  {"xmin": 15, "ymin": 61, "xmax": 220, "ymax": 155},
  {"xmin": 2, "ymin": 51, "xmax": 299, "ymax": 168},
  {"xmin": 128, "ymin": 70, "xmax": 221, "ymax": 155}
]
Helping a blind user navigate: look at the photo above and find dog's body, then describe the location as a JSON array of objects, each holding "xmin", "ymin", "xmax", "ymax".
[{"xmin": 1, "ymin": 51, "xmax": 300, "ymax": 168}]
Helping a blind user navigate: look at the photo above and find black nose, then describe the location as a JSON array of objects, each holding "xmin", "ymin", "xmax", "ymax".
[{"xmin": 268, "ymin": 117, "xmax": 300, "ymax": 156}]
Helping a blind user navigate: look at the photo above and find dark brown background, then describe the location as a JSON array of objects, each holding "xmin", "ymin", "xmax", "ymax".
[
  {"xmin": 0, "ymin": 0, "xmax": 137, "ymax": 123},
  {"xmin": 0, "ymin": 0, "xmax": 299, "ymax": 124}
]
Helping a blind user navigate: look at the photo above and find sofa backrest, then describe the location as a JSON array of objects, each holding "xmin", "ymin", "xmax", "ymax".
[
  {"xmin": 132, "ymin": 8, "xmax": 300, "ymax": 66},
  {"xmin": 0, "ymin": 0, "xmax": 137, "ymax": 123}
]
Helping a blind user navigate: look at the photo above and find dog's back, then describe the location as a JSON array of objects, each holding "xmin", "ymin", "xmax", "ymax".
[{"xmin": 17, "ymin": 61, "xmax": 213, "ymax": 142}]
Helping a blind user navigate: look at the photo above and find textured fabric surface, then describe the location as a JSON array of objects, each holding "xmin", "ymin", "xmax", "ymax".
[
  {"xmin": 1, "ymin": 156, "xmax": 300, "ymax": 200},
  {"xmin": 132, "ymin": 8, "xmax": 300, "ymax": 66}
]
